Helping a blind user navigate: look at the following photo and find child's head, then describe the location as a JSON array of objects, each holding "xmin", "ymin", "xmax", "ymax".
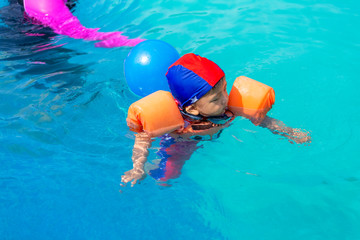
[{"xmin": 166, "ymin": 53, "xmax": 228, "ymax": 117}]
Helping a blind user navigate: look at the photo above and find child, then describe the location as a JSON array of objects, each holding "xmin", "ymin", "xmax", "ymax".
[{"xmin": 121, "ymin": 53, "xmax": 311, "ymax": 186}]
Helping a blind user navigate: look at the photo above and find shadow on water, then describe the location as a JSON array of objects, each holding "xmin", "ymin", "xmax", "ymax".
[
  {"xmin": 0, "ymin": 0, "xmax": 107, "ymax": 158},
  {"xmin": 0, "ymin": 0, "xmax": 89, "ymax": 94}
]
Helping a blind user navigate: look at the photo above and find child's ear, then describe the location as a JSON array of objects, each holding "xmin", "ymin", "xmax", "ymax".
[{"xmin": 185, "ymin": 105, "xmax": 200, "ymax": 115}]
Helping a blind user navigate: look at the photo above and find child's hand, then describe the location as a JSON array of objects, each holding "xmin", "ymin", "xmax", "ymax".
[
  {"xmin": 259, "ymin": 116, "xmax": 311, "ymax": 145},
  {"xmin": 121, "ymin": 168, "xmax": 146, "ymax": 187},
  {"xmin": 289, "ymin": 129, "xmax": 312, "ymax": 144}
]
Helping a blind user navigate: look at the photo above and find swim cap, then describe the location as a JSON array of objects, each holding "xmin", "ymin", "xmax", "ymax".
[{"xmin": 166, "ymin": 53, "xmax": 225, "ymax": 108}]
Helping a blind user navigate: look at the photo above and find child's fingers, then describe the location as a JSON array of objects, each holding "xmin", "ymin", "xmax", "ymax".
[
  {"xmin": 121, "ymin": 173, "xmax": 133, "ymax": 184},
  {"xmin": 121, "ymin": 177, "xmax": 129, "ymax": 185},
  {"xmin": 131, "ymin": 174, "xmax": 146, "ymax": 187},
  {"xmin": 121, "ymin": 169, "xmax": 146, "ymax": 187},
  {"xmin": 121, "ymin": 174, "xmax": 138, "ymax": 187},
  {"xmin": 131, "ymin": 179, "xmax": 138, "ymax": 187}
]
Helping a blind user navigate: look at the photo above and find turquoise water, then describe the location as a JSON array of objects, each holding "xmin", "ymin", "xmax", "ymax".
[{"xmin": 1, "ymin": 0, "xmax": 360, "ymax": 239}]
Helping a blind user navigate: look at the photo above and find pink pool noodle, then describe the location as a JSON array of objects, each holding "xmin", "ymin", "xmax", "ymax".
[{"xmin": 23, "ymin": 0, "xmax": 144, "ymax": 47}]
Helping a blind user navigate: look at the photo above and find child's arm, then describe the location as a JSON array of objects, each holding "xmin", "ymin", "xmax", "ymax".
[
  {"xmin": 258, "ymin": 116, "xmax": 311, "ymax": 144},
  {"xmin": 121, "ymin": 132, "xmax": 152, "ymax": 186}
]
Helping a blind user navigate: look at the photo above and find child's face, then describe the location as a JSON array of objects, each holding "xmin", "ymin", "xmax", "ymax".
[{"xmin": 188, "ymin": 78, "xmax": 229, "ymax": 117}]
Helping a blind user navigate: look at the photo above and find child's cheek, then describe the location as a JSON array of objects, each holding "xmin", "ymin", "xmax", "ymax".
[
  {"xmin": 202, "ymin": 104, "xmax": 217, "ymax": 116},
  {"xmin": 212, "ymin": 104, "xmax": 223, "ymax": 115},
  {"xmin": 210, "ymin": 103, "xmax": 219, "ymax": 111}
]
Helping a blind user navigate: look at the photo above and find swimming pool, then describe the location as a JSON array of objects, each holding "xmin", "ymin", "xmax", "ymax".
[{"xmin": 1, "ymin": 0, "xmax": 359, "ymax": 239}]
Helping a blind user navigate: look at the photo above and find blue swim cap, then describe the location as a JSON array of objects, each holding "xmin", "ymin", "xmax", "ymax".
[{"xmin": 166, "ymin": 53, "xmax": 225, "ymax": 108}]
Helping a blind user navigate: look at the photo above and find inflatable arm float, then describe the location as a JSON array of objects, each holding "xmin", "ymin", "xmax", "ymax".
[
  {"xmin": 127, "ymin": 76, "xmax": 275, "ymax": 137},
  {"xmin": 23, "ymin": 0, "xmax": 144, "ymax": 47}
]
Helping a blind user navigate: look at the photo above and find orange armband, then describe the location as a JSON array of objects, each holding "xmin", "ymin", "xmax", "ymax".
[
  {"xmin": 126, "ymin": 91, "xmax": 184, "ymax": 137},
  {"xmin": 228, "ymin": 76, "xmax": 275, "ymax": 125}
]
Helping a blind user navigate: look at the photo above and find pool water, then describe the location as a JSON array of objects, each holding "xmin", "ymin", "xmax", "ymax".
[{"xmin": 1, "ymin": 0, "xmax": 359, "ymax": 239}]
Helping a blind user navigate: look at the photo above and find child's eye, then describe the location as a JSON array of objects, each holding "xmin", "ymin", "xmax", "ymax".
[{"xmin": 211, "ymin": 98, "xmax": 219, "ymax": 102}]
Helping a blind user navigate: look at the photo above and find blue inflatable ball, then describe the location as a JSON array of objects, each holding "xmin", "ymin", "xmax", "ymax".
[{"xmin": 124, "ymin": 40, "xmax": 180, "ymax": 97}]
